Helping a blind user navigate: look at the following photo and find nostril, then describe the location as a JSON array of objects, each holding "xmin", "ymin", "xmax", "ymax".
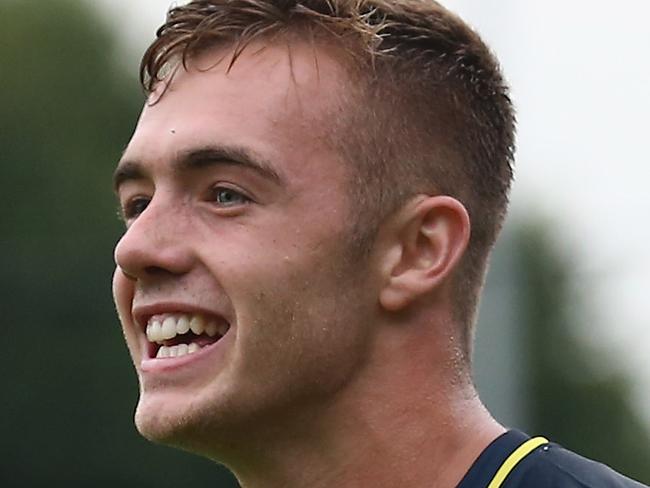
[
  {"xmin": 119, "ymin": 267, "xmax": 138, "ymax": 281},
  {"xmin": 144, "ymin": 265, "xmax": 178, "ymax": 276},
  {"xmin": 113, "ymin": 208, "xmax": 195, "ymax": 278}
]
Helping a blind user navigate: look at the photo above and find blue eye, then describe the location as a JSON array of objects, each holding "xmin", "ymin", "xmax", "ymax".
[{"xmin": 212, "ymin": 187, "xmax": 250, "ymax": 207}]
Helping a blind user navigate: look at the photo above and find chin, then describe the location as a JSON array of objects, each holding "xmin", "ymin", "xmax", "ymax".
[
  {"xmin": 132, "ymin": 385, "xmax": 249, "ymax": 457},
  {"xmin": 133, "ymin": 389, "xmax": 211, "ymax": 447},
  {"xmin": 134, "ymin": 394, "xmax": 189, "ymax": 444}
]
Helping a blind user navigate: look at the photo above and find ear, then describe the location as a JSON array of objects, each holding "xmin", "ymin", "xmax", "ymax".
[{"xmin": 378, "ymin": 196, "xmax": 470, "ymax": 312}]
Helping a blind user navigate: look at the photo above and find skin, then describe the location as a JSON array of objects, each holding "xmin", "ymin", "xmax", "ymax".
[{"xmin": 113, "ymin": 40, "xmax": 503, "ymax": 487}]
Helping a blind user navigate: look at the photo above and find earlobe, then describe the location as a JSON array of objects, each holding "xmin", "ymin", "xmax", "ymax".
[{"xmin": 378, "ymin": 196, "xmax": 470, "ymax": 312}]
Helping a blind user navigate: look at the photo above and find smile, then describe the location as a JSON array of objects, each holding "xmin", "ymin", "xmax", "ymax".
[{"xmin": 144, "ymin": 313, "xmax": 230, "ymax": 359}]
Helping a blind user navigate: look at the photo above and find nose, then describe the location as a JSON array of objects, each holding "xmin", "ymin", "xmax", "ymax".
[{"xmin": 114, "ymin": 195, "xmax": 195, "ymax": 281}]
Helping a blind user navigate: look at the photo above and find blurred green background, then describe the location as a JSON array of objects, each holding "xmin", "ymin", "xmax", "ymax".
[{"xmin": 1, "ymin": 0, "xmax": 648, "ymax": 485}]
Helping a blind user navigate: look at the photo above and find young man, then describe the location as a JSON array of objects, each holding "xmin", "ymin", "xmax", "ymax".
[{"xmin": 112, "ymin": 0, "xmax": 648, "ymax": 486}]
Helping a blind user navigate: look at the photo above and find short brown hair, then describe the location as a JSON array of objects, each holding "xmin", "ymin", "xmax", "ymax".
[{"xmin": 141, "ymin": 0, "xmax": 515, "ymax": 358}]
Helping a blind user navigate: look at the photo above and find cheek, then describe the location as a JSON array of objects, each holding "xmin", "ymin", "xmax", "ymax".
[
  {"xmin": 112, "ymin": 268, "xmax": 134, "ymax": 319},
  {"xmin": 112, "ymin": 268, "xmax": 140, "ymax": 355},
  {"xmin": 242, "ymin": 274, "xmax": 374, "ymax": 405},
  {"xmin": 235, "ymin": 247, "xmax": 373, "ymax": 367}
]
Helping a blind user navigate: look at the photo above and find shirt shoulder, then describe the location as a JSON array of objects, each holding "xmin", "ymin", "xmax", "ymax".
[
  {"xmin": 504, "ymin": 441, "xmax": 648, "ymax": 488},
  {"xmin": 456, "ymin": 430, "xmax": 649, "ymax": 488}
]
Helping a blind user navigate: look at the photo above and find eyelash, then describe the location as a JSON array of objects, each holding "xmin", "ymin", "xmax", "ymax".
[
  {"xmin": 120, "ymin": 196, "xmax": 150, "ymax": 221},
  {"xmin": 118, "ymin": 185, "xmax": 252, "ymax": 223},
  {"xmin": 208, "ymin": 185, "xmax": 252, "ymax": 207}
]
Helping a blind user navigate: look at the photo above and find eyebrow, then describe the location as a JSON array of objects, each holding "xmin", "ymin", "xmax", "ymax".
[{"xmin": 113, "ymin": 144, "xmax": 284, "ymax": 192}]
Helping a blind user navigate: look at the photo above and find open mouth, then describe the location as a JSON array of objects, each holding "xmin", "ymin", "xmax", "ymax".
[{"xmin": 144, "ymin": 313, "xmax": 230, "ymax": 359}]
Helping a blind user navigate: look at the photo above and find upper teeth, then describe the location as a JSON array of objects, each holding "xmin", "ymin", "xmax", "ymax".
[{"xmin": 145, "ymin": 314, "xmax": 228, "ymax": 343}]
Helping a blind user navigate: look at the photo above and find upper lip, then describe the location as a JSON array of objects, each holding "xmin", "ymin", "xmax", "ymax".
[{"xmin": 132, "ymin": 302, "xmax": 230, "ymax": 331}]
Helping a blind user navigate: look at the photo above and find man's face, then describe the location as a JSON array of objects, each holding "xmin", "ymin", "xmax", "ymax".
[{"xmin": 112, "ymin": 42, "xmax": 380, "ymax": 451}]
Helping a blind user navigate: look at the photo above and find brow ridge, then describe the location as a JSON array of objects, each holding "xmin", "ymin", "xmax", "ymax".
[{"xmin": 113, "ymin": 143, "xmax": 284, "ymax": 192}]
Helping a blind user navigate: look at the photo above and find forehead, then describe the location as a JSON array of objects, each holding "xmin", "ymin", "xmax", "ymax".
[{"xmin": 122, "ymin": 40, "xmax": 350, "ymax": 179}]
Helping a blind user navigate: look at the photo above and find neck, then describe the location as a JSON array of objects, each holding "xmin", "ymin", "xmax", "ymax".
[
  {"xmin": 232, "ymin": 386, "xmax": 502, "ymax": 488},
  {"xmin": 228, "ymin": 323, "xmax": 504, "ymax": 488}
]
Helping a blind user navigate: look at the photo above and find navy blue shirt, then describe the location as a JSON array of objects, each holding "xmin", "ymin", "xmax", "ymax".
[{"xmin": 457, "ymin": 430, "xmax": 648, "ymax": 487}]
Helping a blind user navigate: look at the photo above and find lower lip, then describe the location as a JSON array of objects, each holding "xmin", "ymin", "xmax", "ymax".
[{"xmin": 140, "ymin": 335, "xmax": 228, "ymax": 373}]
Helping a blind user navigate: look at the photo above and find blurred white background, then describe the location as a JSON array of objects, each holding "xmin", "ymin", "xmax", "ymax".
[{"xmin": 89, "ymin": 0, "xmax": 650, "ymax": 423}]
